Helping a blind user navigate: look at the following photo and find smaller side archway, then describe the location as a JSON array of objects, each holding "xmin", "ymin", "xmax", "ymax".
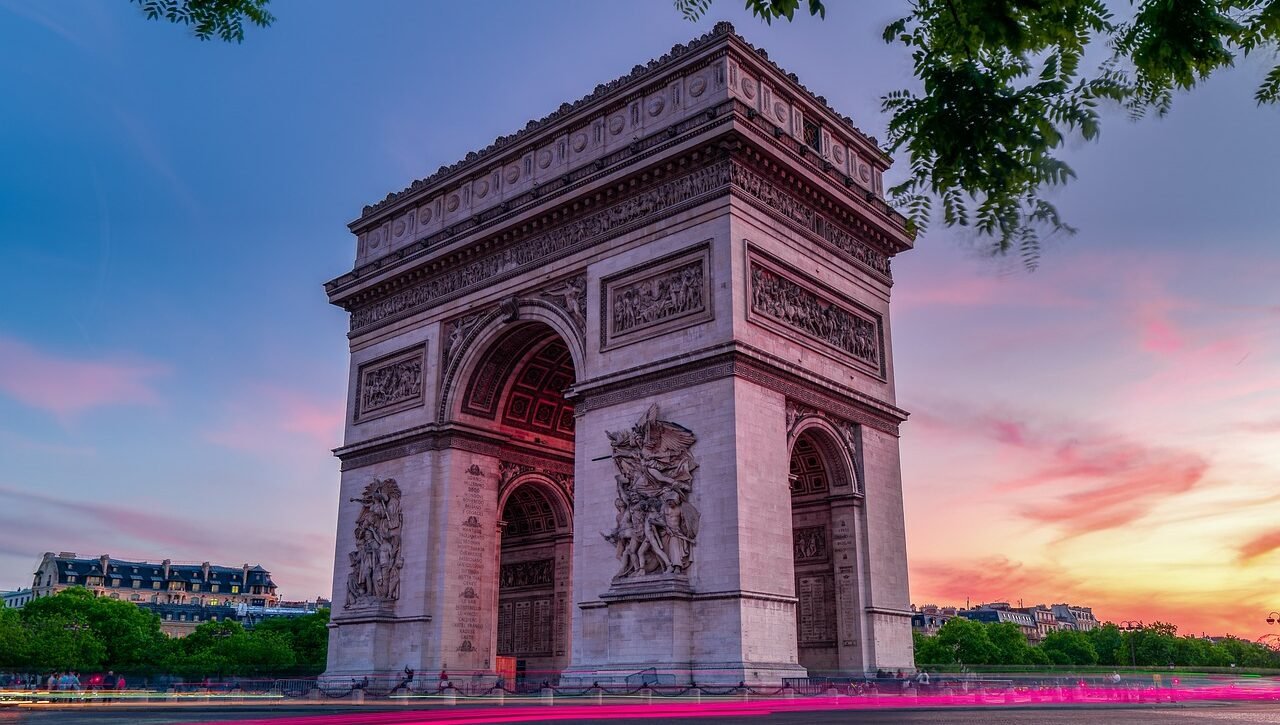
[
  {"xmin": 787, "ymin": 421, "xmax": 863, "ymax": 675},
  {"xmin": 494, "ymin": 475, "xmax": 573, "ymax": 687}
]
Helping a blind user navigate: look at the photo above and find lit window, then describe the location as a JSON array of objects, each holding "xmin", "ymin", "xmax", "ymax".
[
  {"xmin": 192, "ymin": 584, "xmax": 201, "ymax": 592},
  {"xmin": 153, "ymin": 582, "xmax": 161, "ymax": 590},
  {"xmin": 211, "ymin": 584, "xmax": 219, "ymax": 593},
  {"xmin": 231, "ymin": 586, "xmax": 239, "ymax": 594}
]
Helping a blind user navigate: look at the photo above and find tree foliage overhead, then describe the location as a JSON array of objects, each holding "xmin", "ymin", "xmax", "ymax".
[
  {"xmin": 676, "ymin": 0, "xmax": 1280, "ymax": 267},
  {"xmin": 132, "ymin": 0, "xmax": 1277, "ymax": 266},
  {"xmin": 130, "ymin": 0, "xmax": 273, "ymax": 43}
]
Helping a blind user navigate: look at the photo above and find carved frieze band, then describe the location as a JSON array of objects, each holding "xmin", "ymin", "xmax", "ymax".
[
  {"xmin": 601, "ymin": 244, "xmax": 712, "ymax": 351},
  {"xmin": 499, "ymin": 559, "xmax": 555, "ymax": 590},
  {"xmin": 748, "ymin": 251, "xmax": 883, "ymax": 375},
  {"xmin": 729, "ymin": 159, "xmax": 891, "ymax": 280},
  {"xmin": 349, "ymin": 161, "xmax": 734, "ymax": 333},
  {"xmin": 347, "ymin": 157, "xmax": 894, "ymax": 336},
  {"xmin": 354, "ymin": 344, "xmax": 426, "ymax": 423}
]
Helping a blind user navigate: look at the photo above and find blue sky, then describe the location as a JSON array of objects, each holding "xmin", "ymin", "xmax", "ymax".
[{"xmin": 1, "ymin": 0, "xmax": 1278, "ymax": 635}]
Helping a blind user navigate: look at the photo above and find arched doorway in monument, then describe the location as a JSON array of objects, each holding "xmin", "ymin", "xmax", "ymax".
[
  {"xmin": 787, "ymin": 423, "xmax": 859, "ymax": 675},
  {"xmin": 447, "ymin": 315, "xmax": 579, "ymax": 686},
  {"xmin": 496, "ymin": 476, "xmax": 572, "ymax": 687}
]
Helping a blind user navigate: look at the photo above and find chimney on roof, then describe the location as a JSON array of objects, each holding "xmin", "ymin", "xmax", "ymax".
[
  {"xmin": 201, "ymin": 562, "xmax": 211, "ymax": 581},
  {"xmin": 99, "ymin": 554, "xmax": 110, "ymax": 573},
  {"xmin": 162, "ymin": 559, "xmax": 171, "ymax": 579},
  {"xmin": 242, "ymin": 563, "xmax": 249, "ymax": 587}
]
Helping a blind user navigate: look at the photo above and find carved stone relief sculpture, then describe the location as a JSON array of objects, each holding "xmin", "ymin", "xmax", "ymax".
[
  {"xmin": 345, "ymin": 477, "xmax": 405, "ymax": 608},
  {"xmin": 750, "ymin": 260, "xmax": 880, "ymax": 369},
  {"xmin": 601, "ymin": 404, "xmax": 701, "ymax": 577},
  {"xmin": 601, "ymin": 245, "xmax": 712, "ymax": 350},
  {"xmin": 540, "ymin": 274, "xmax": 587, "ymax": 333},
  {"xmin": 355, "ymin": 346, "xmax": 425, "ymax": 422}
]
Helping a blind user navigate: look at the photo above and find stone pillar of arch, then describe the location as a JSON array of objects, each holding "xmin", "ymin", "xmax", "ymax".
[{"xmin": 323, "ymin": 23, "xmax": 915, "ymax": 687}]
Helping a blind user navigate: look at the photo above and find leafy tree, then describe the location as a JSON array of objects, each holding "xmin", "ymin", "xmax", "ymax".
[
  {"xmin": 130, "ymin": 0, "xmax": 273, "ymax": 42},
  {"xmin": 677, "ymin": 0, "xmax": 1280, "ymax": 267},
  {"xmin": 1087, "ymin": 623, "xmax": 1126, "ymax": 666},
  {"xmin": 127, "ymin": 1, "xmax": 1280, "ymax": 266},
  {"xmin": 169, "ymin": 619, "xmax": 298, "ymax": 678},
  {"xmin": 1042, "ymin": 628, "xmax": 1099, "ymax": 666},
  {"xmin": 19, "ymin": 587, "xmax": 169, "ymax": 674},
  {"xmin": 0, "ymin": 607, "xmax": 27, "ymax": 669},
  {"xmin": 928, "ymin": 616, "xmax": 999, "ymax": 665},
  {"xmin": 252, "ymin": 609, "xmax": 329, "ymax": 674},
  {"xmin": 987, "ymin": 621, "xmax": 1034, "ymax": 665}
]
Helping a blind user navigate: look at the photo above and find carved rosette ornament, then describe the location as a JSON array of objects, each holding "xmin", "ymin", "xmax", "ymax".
[
  {"xmin": 602, "ymin": 404, "xmax": 701, "ymax": 578},
  {"xmin": 344, "ymin": 478, "xmax": 405, "ymax": 608}
]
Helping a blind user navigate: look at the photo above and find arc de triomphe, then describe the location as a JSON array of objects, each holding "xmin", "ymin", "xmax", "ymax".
[{"xmin": 323, "ymin": 23, "xmax": 914, "ymax": 687}]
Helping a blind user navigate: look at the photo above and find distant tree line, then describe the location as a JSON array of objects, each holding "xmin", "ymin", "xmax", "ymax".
[
  {"xmin": 915, "ymin": 617, "xmax": 1280, "ymax": 669},
  {"xmin": 0, "ymin": 588, "xmax": 327, "ymax": 679}
]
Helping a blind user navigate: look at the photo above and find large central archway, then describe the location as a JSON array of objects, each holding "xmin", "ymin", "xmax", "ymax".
[{"xmin": 451, "ymin": 317, "xmax": 578, "ymax": 686}]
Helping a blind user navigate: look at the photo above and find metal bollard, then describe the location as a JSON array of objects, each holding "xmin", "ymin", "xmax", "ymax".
[{"xmin": 541, "ymin": 687, "xmax": 554, "ymax": 705}]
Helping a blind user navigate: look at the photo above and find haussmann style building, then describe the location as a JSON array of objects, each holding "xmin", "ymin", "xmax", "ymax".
[
  {"xmin": 31, "ymin": 552, "xmax": 280, "ymax": 608},
  {"xmin": 323, "ymin": 23, "xmax": 916, "ymax": 687}
]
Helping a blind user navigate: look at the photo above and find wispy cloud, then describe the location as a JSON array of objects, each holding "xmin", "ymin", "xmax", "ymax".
[
  {"xmin": 0, "ymin": 335, "xmax": 168, "ymax": 419},
  {"xmin": 913, "ymin": 404, "xmax": 1210, "ymax": 538},
  {"xmin": 204, "ymin": 385, "xmax": 344, "ymax": 453},
  {"xmin": 0, "ymin": 485, "xmax": 329, "ymax": 575},
  {"xmin": 1238, "ymin": 530, "xmax": 1280, "ymax": 564}
]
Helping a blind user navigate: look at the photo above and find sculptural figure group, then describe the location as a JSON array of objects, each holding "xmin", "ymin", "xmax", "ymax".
[
  {"xmin": 345, "ymin": 477, "xmax": 405, "ymax": 607},
  {"xmin": 603, "ymin": 404, "xmax": 701, "ymax": 577}
]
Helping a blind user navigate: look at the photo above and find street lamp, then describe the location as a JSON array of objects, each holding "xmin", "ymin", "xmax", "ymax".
[{"xmin": 1119, "ymin": 620, "xmax": 1144, "ymax": 668}]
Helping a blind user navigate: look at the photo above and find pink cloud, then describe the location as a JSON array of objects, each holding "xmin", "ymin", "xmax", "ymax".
[
  {"xmin": 204, "ymin": 385, "xmax": 344, "ymax": 453},
  {"xmin": 912, "ymin": 404, "xmax": 1209, "ymax": 537},
  {"xmin": 0, "ymin": 485, "xmax": 330, "ymax": 584},
  {"xmin": 0, "ymin": 335, "xmax": 167, "ymax": 418},
  {"xmin": 1238, "ymin": 530, "xmax": 1280, "ymax": 563}
]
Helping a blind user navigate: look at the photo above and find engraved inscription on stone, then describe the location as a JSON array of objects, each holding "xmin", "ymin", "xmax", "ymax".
[
  {"xmin": 793, "ymin": 525, "xmax": 827, "ymax": 562},
  {"xmin": 355, "ymin": 345, "xmax": 425, "ymax": 422},
  {"xmin": 498, "ymin": 596, "xmax": 553, "ymax": 657},
  {"xmin": 452, "ymin": 464, "xmax": 490, "ymax": 657},
  {"xmin": 749, "ymin": 258, "xmax": 880, "ymax": 369},
  {"xmin": 797, "ymin": 574, "xmax": 837, "ymax": 645}
]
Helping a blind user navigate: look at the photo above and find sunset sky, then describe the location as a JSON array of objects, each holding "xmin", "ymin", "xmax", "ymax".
[{"xmin": 1, "ymin": 1, "xmax": 1277, "ymax": 640}]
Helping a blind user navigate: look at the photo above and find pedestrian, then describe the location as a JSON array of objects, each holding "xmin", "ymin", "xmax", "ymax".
[
  {"xmin": 103, "ymin": 671, "xmax": 117, "ymax": 703},
  {"xmin": 47, "ymin": 672, "xmax": 57, "ymax": 691}
]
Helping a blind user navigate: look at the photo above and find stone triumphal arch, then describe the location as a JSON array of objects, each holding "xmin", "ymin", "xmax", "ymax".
[{"xmin": 324, "ymin": 23, "xmax": 915, "ymax": 687}]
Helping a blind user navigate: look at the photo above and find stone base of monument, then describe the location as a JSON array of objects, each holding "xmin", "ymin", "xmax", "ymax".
[{"xmin": 564, "ymin": 572, "xmax": 807, "ymax": 687}]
